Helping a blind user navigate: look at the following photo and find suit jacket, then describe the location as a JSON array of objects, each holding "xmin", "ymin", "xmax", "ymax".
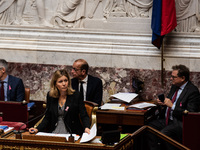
[
  {"xmin": 7, "ymin": 75, "xmax": 25, "ymax": 102},
  {"xmin": 160, "ymin": 81, "xmax": 200, "ymax": 122},
  {"xmin": 71, "ymin": 75, "xmax": 103, "ymax": 106},
  {"xmin": 37, "ymin": 91, "xmax": 90, "ymax": 136}
]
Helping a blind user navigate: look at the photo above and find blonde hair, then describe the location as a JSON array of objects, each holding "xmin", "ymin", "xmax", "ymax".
[{"xmin": 49, "ymin": 69, "xmax": 75, "ymax": 98}]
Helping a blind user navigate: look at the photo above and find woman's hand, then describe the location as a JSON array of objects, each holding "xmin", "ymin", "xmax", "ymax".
[
  {"xmin": 84, "ymin": 128, "xmax": 90, "ymax": 134},
  {"xmin": 29, "ymin": 127, "xmax": 38, "ymax": 134}
]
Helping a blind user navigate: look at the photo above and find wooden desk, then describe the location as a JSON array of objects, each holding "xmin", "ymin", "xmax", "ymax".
[
  {"xmin": 97, "ymin": 105, "xmax": 157, "ymax": 126},
  {"xmin": 0, "ymin": 132, "xmax": 134, "ymax": 150}
]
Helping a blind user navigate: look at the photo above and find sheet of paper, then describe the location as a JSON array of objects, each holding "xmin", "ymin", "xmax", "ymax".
[
  {"xmin": 4, "ymin": 127, "xmax": 14, "ymax": 133},
  {"xmin": 100, "ymin": 103, "xmax": 121, "ymax": 110},
  {"xmin": 128, "ymin": 102, "xmax": 156, "ymax": 109},
  {"xmin": 80, "ymin": 123, "xmax": 97, "ymax": 143},
  {"xmin": 36, "ymin": 132, "xmax": 80, "ymax": 141},
  {"xmin": 109, "ymin": 106, "xmax": 125, "ymax": 110},
  {"xmin": 111, "ymin": 93, "xmax": 138, "ymax": 103}
]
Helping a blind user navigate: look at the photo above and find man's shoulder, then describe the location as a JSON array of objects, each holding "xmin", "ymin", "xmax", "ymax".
[
  {"xmin": 71, "ymin": 77, "xmax": 78, "ymax": 83},
  {"xmin": 186, "ymin": 81, "xmax": 199, "ymax": 91},
  {"xmin": 88, "ymin": 74, "xmax": 101, "ymax": 81},
  {"xmin": 8, "ymin": 75, "xmax": 22, "ymax": 82}
]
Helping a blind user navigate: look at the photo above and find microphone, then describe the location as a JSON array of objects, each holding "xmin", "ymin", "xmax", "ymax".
[
  {"xmin": 13, "ymin": 104, "xmax": 48, "ymax": 139},
  {"xmin": 64, "ymin": 112, "xmax": 74, "ymax": 142}
]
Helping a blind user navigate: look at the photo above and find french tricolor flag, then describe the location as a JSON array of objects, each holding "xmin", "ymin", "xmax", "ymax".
[{"xmin": 151, "ymin": 0, "xmax": 177, "ymax": 49}]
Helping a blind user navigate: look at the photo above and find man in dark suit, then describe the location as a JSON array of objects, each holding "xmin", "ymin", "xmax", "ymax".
[
  {"xmin": 147, "ymin": 64, "xmax": 200, "ymax": 150},
  {"xmin": 71, "ymin": 59, "xmax": 103, "ymax": 106},
  {"xmin": 0, "ymin": 59, "xmax": 25, "ymax": 101}
]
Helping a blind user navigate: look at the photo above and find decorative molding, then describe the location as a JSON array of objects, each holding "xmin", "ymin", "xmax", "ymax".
[{"xmin": 0, "ymin": 26, "xmax": 200, "ymax": 70}]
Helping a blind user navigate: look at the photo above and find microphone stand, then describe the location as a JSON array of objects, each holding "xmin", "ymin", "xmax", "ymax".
[
  {"xmin": 68, "ymin": 133, "xmax": 74, "ymax": 143},
  {"xmin": 65, "ymin": 122, "xmax": 74, "ymax": 142}
]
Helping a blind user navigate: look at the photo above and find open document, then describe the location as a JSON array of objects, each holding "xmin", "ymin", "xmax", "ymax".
[
  {"xmin": 111, "ymin": 93, "xmax": 138, "ymax": 103},
  {"xmin": 36, "ymin": 132, "xmax": 80, "ymax": 141},
  {"xmin": 80, "ymin": 123, "xmax": 97, "ymax": 143},
  {"xmin": 128, "ymin": 102, "xmax": 156, "ymax": 110}
]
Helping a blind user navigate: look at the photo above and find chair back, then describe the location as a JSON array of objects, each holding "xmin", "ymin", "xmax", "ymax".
[
  {"xmin": 0, "ymin": 101, "xmax": 28, "ymax": 123},
  {"xmin": 25, "ymin": 88, "xmax": 30, "ymax": 103},
  {"xmin": 84, "ymin": 101, "xmax": 98, "ymax": 128},
  {"xmin": 183, "ymin": 112, "xmax": 200, "ymax": 150}
]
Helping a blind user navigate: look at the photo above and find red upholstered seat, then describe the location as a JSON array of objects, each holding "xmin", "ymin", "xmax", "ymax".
[
  {"xmin": 183, "ymin": 112, "xmax": 200, "ymax": 150},
  {"xmin": 0, "ymin": 117, "xmax": 26, "ymax": 130}
]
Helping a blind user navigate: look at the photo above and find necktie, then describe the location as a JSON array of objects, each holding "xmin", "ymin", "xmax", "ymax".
[
  {"xmin": 0, "ymin": 82, "xmax": 5, "ymax": 101},
  {"xmin": 79, "ymin": 81, "xmax": 84, "ymax": 101},
  {"xmin": 166, "ymin": 88, "xmax": 179, "ymax": 125}
]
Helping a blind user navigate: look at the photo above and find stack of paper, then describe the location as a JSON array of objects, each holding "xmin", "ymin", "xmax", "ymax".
[
  {"xmin": 100, "ymin": 103, "xmax": 125, "ymax": 110},
  {"xmin": 128, "ymin": 102, "xmax": 156, "ymax": 110},
  {"xmin": 111, "ymin": 93, "xmax": 138, "ymax": 103}
]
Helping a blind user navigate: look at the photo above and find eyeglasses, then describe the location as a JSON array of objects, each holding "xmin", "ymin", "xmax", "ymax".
[
  {"xmin": 72, "ymin": 68, "xmax": 81, "ymax": 72},
  {"xmin": 171, "ymin": 75, "xmax": 178, "ymax": 79}
]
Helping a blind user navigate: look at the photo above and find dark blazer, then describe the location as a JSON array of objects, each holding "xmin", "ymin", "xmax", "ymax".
[
  {"xmin": 160, "ymin": 81, "xmax": 200, "ymax": 121},
  {"xmin": 37, "ymin": 91, "xmax": 90, "ymax": 136},
  {"xmin": 7, "ymin": 75, "xmax": 25, "ymax": 102},
  {"xmin": 71, "ymin": 75, "xmax": 103, "ymax": 106}
]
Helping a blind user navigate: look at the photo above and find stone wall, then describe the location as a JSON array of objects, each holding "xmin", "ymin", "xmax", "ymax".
[
  {"xmin": 7, "ymin": 62, "xmax": 200, "ymax": 104},
  {"xmin": 1, "ymin": 0, "xmax": 200, "ymax": 103}
]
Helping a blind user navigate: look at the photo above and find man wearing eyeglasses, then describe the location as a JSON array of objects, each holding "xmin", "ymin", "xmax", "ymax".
[
  {"xmin": 71, "ymin": 59, "xmax": 103, "ymax": 106},
  {"xmin": 147, "ymin": 64, "xmax": 200, "ymax": 150},
  {"xmin": 0, "ymin": 59, "xmax": 25, "ymax": 101}
]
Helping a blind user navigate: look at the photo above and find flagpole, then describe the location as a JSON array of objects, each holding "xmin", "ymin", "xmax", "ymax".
[{"xmin": 161, "ymin": 40, "xmax": 165, "ymax": 87}]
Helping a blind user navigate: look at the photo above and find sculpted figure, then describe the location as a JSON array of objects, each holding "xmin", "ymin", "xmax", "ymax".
[
  {"xmin": 31, "ymin": 0, "xmax": 52, "ymax": 26},
  {"xmin": 103, "ymin": 0, "xmax": 152, "ymax": 18},
  {"xmin": 103, "ymin": 0, "xmax": 125, "ymax": 18},
  {"xmin": 53, "ymin": 0, "xmax": 86, "ymax": 28},
  {"xmin": 175, "ymin": 0, "xmax": 200, "ymax": 32},
  {"xmin": 0, "ymin": 0, "xmax": 17, "ymax": 25},
  {"xmin": 125, "ymin": 0, "xmax": 152, "ymax": 17},
  {"xmin": 0, "ymin": 0, "xmax": 51, "ymax": 26}
]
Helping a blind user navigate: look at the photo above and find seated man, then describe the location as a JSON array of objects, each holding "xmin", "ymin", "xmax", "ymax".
[
  {"xmin": 71, "ymin": 59, "xmax": 103, "ymax": 106},
  {"xmin": 147, "ymin": 64, "xmax": 200, "ymax": 150},
  {"xmin": 0, "ymin": 59, "xmax": 25, "ymax": 101}
]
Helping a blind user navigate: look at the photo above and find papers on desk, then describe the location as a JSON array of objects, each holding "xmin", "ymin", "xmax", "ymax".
[
  {"xmin": 100, "ymin": 103, "xmax": 125, "ymax": 110},
  {"xmin": 80, "ymin": 123, "xmax": 97, "ymax": 143},
  {"xmin": 111, "ymin": 92, "xmax": 138, "ymax": 103},
  {"xmin": 0, "ymin": 125, "xmax": 8, "ymax": 130},
  {"xmin": 36, "ymin": 132, "xmax": 80, "ymax": 141},
  {"xmin": 0, "ymin": 126, "xmax": 14, "ymax": 133},
  {"xmin": 4, "ymin": 127, "xmax": 14, "ymax": 133},
  {"xmin": 128, "ymin": 102, "xmax": 156, "ymax": 110}
]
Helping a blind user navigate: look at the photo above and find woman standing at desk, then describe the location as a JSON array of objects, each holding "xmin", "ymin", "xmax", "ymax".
[{"xmin": 29, "ymin": 69, "xmax": 90, "ymax": 135}]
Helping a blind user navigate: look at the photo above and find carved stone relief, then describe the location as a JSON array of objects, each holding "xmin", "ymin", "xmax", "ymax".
[
  {"xmin": 0, "ymin": 0, "xmax": 199, "ymax": 32},
  {"xmin": 103, "ymin": 0, "xmax": 152, "ymax": 18},
  {"xmin": 175, "ymin": 0, "xmax": 200, "ymax": 32}
]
